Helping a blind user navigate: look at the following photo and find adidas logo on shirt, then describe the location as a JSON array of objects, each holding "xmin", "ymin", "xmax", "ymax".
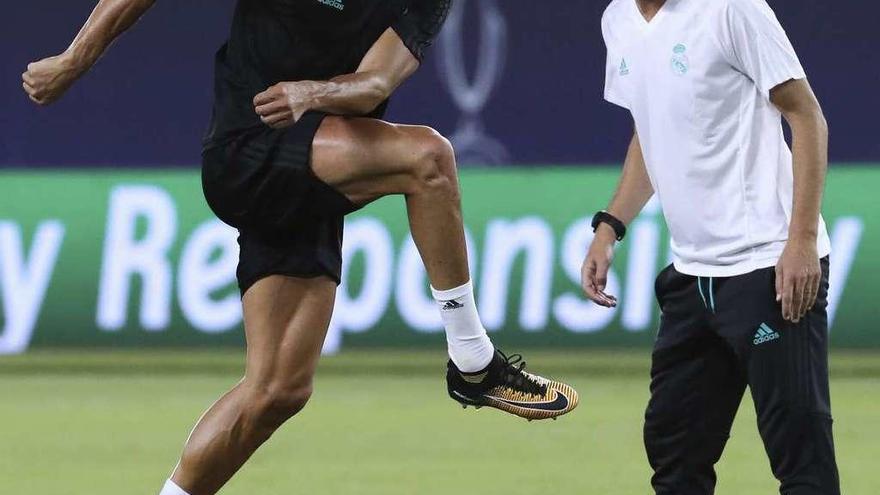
[
  {"xmin": 753, "ymin": 323, "xmax": 780, "ymax": 345},
  {"xmin": 317, "ymin": 0, "xmax": 344, "ymax": 11}
]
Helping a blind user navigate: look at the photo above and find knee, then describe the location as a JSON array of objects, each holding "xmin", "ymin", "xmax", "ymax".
[
  {"xmin": 644, "ymin": 400, "xmax": 685, "ymax": 437},
  {"xmin": 246, "ymin": 379, "xmax": 314, "ymax": 429},
  {"xmin": 644, "ymin": 405, "xmax": 731, "ymax": 474},
  {"xmin": 406, "ymin": 127, "xmax": 458, "ymax": 193},
  {"xmin": 645, "ymin": 404, "xmax": 701, "ymax": 456}
]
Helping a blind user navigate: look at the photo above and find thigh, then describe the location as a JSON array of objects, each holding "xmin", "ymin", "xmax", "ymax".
[
  {"xmin": 646, "ymin": 321, "xmax": 747, "ymax": 445},
  {"xmin": 311, "ymin": 116, "xmax": 451, "ymax": 205},
  {"xmin": 714, "ymin": 259, "xmax": 833, "ymax": 416},
  {"xmin": 202, "ymin": 113, "xmax": 357, "ymax": 235},
  {"xmin": 649, "ymin": 265, "xmax": 746, "ymax": 415},
  {"xmin": 241, "ymin": 275, "xmax": 337, "ymax": 387}
]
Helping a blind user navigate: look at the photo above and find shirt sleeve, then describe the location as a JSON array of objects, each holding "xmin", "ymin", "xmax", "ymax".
[
  {"xmin": 602, "ymin": 13, "xmax": 629, "ymax": 110},
  {"xmin": 391, "ymin": 0, "xmax": 452, "ymax": 62},
  {"xmin": 719, "ymin": 0, "xmax": 806, "ymax": 99}
]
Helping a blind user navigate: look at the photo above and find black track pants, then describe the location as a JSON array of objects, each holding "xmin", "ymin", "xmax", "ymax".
[{"xmin": 645, "ymin": 258, "xmax": 839, "ymax": 495}]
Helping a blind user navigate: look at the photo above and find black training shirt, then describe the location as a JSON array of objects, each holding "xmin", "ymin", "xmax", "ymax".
[{"xmin": 204, "ymin": 0, "xmax": 451, "ymax": 148}]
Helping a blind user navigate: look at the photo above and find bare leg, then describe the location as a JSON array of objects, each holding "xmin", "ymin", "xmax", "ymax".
[
  {"xmin": 309, "ymin": 116, "xmax": 579, "ymax": 420},
  {"xmin": 162, "ymin": 117, "xmax": 550, "ymax": 495},
  {"xmin": 311, "ymin": 117, "xmax": 469, "ymax": 290},
  {"xmin": 169, "ymin": 275, "xmax": 336, "ymax": 495}
]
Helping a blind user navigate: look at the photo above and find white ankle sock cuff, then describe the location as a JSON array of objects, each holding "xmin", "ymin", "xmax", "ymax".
[
  {"xmin": 431, "ymin": 280, "xmax": 473, "ymax": 301},
  {"xmin": 160, "ymin": 479, "xmax": 191, "ymax": 495}
]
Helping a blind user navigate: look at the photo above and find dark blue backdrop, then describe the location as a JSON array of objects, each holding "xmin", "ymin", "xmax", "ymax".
[{"xmin": 2, "ymin": 1, "xmax": 877, "ymax": 167}]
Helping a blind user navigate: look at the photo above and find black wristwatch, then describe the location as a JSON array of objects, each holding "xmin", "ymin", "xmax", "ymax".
[{"xmin": 591, "ymin": 210, "xmax": 627, "ymax": 241}]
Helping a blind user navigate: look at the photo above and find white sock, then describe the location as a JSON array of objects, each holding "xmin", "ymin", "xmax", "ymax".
[
  {"xmin": 159, "ymin": 479, "xmax": 191, "ymax": 495},
  {"xmin": 431, "ymin": 280, "xmax": 495, "ymax": 373}
]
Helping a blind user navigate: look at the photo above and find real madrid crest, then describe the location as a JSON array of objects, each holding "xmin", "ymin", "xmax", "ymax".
[{"xmin": 671, "ymin": 43, "xmax": 689, "ymax": 76}]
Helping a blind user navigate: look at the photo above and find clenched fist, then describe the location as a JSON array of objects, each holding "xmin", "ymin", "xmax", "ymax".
[
  {"xmin": 253, "ymin": 81, "xmax": 322, "ymax": 129},
  {"xmin": 22, "ymin": 53, "xmax": 84, "ymax": 106}
]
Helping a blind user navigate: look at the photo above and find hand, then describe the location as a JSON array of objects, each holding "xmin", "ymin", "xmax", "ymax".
[
  {"xmin": 775, "ymin": 239, "xmax": 821, "ymax": 323},
  {"xmin": 22, "ymin": 53, "xmax": 84, "ymax": 106},
  {"xmin": 581, "ymin": 225, "xmax": 618, "ymax": 308},
  {"xmin": 254, "ymin": 81, "xmax": 320, "ymax": 129}
]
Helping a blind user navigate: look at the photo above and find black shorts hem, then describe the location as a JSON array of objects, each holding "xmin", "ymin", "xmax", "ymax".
[
  {"xmin": 304, "ymin": 164, "xmax": 361, "ymax": 216},
  {"xmin": 239, "ymin": 268, "xmax": 341, "ymax": 298}
]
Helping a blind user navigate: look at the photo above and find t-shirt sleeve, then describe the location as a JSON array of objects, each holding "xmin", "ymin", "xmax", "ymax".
[
  {"xmin": 391, "ymin": 0, "xmax": 452, "ymax": 62},
  {"xmin": 719, "ymin": 0, "xmax": 806, "ymax": 99},
  {"xmin": 602, "ymin": 13, "xmax": 629, "ymax": 110}
]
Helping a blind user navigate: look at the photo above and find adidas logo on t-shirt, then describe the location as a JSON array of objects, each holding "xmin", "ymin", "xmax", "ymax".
[
  {"xmin": 317, "ymin": 0, "xmax": 344, "ymax": 11},
  {"xmin": 753, "ymin": 323, "xmax": 780, "ymax": 345}
]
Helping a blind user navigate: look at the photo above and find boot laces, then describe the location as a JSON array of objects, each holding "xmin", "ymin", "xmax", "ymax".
[{"xmin": 497, "ymin": 351, "xmax": 547, "ymax": 396}]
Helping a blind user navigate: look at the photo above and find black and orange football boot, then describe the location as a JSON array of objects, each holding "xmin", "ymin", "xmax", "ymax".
[{"xmin": 446, "ymin": 350, "xmax": 579, "ymax": 421}]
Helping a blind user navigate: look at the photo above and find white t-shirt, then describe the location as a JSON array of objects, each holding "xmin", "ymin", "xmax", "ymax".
[{"xmin": 602, "ymin": 0, "xmax": 831, "ymax": 277}]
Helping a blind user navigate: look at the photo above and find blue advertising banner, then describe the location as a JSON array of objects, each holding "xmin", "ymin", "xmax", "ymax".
[{"xmin": 2, "ymin": 0, "xmax": 878, "ymax": 167}]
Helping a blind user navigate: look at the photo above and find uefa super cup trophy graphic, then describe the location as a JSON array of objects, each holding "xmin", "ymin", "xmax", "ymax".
[{"xmin": 436, "ymin": 0, "xmax": 510, "ymax": 166}]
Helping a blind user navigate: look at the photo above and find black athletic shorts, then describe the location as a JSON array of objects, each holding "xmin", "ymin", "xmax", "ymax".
[
  {"xmin": 201, "ymin": 111, "xmax": 360, "ymax": 295},
  {"xmin": 645, "ymin": 257, "xmax": 839, "ymax": 495}
]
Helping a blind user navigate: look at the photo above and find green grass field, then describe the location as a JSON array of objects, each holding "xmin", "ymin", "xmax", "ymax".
[{"xmin": 1, "ymin": 350, "xmax": 878, "ymax": 494}]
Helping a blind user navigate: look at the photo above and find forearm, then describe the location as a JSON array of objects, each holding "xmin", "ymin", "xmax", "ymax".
[
  {"xmin": 65, "ymin": 0, "xmax": 156, "ymax": 70},
  {"xmin": 582, "ymin": 134, "xmax": 650, "ymax": 306},
  {"xmin": 298, "ymin": 28, "xmax": 419, "ymax": 117},
  {"xmin": 605, "ymin": 132, "xmax": 655, "ymax": 226},
  {"xmin": 787, "ymin": 114, "xmax": 828, "ymax": 242},
  {"xmin": 254, "ymin": 28, "xmax": 419, "ymax": 125},
  {"xmin": 304, "ymin": 72, "xmax": 393, "ymax": 116}
]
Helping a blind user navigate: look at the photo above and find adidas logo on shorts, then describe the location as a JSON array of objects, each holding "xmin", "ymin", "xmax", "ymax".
[{"xmin": 753, "ymin": 323, "xmax": 780, "ymax": 345}]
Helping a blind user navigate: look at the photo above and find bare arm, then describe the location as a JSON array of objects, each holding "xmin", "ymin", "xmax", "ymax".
[
  {"xmin": 581, "ymin": 130, "xmax": 655, "ymax": 307},
  {"xmin": 253, "ymin": 28, "xmax": 419, "ymax": 127},
  {"xmin": 770, "ymin": 78, "xmax": 829, "ymax": 323},
  {"xmin": 603, "ymin": 131, "xmax": 655, "ymax": 227},
  {"xmin": 22, "ymin": 0, "xmax": 156, "ymax": 105}
]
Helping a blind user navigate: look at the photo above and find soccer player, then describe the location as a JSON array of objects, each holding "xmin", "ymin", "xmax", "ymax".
[
  {"xmin": 585, "ymin": 0, "xmax": 839, "ymax": 493},
  {"xmin": 22, "ymin": 1, "xmax": 578, "ymax": 494}
]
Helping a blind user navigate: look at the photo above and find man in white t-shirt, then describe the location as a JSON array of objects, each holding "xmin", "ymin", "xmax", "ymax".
[{"xmin": 583, "ymin": 0, "xmax": 840, "ymax": 493}]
